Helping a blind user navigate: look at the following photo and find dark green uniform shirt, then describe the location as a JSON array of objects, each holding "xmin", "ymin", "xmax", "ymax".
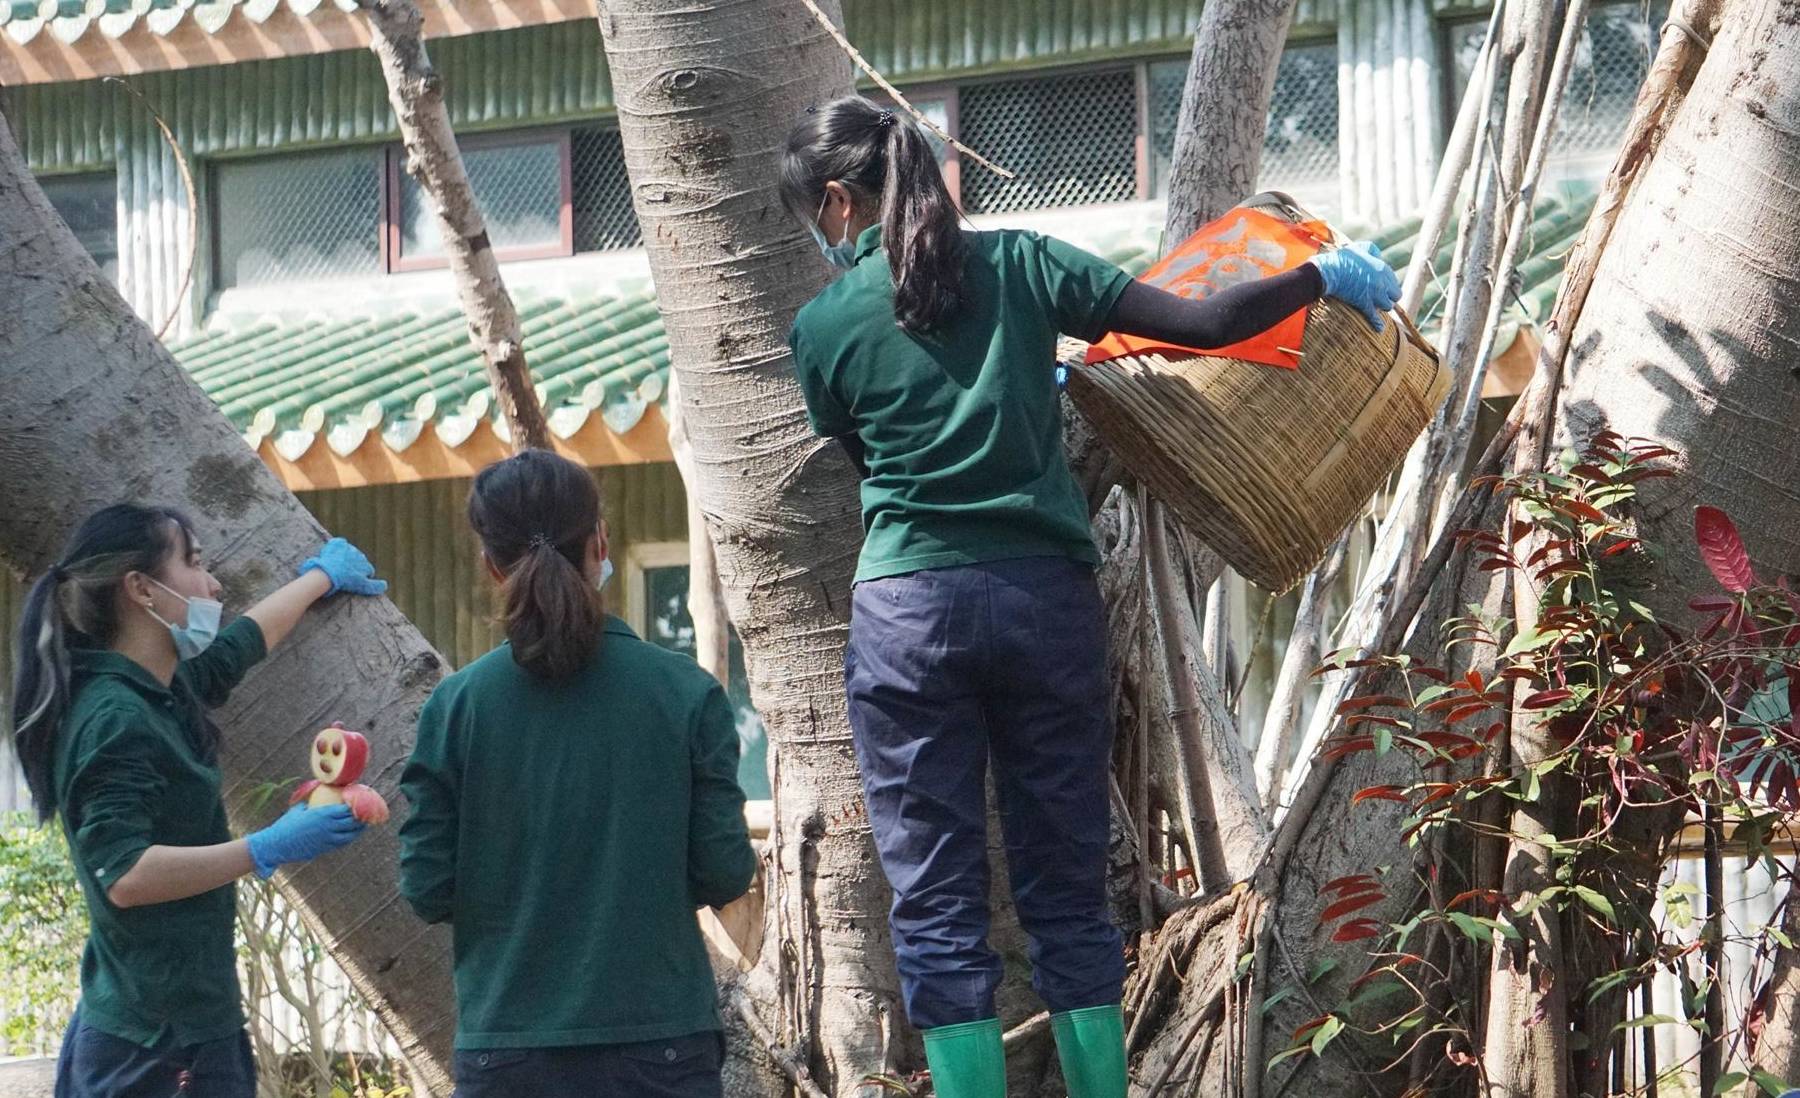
[
  {"xmin": 789, "ymin": 225, "xmax": 1134, "ymax": 582},
  {"xmin": 52, "ymin": 616, "xmax": 268, "ymax": 1047},
  {"xmin": 398, "ymin": 617, "xmax": 756, "ymax": 1050}
]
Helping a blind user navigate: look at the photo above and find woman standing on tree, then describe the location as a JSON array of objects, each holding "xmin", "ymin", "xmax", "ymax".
[
  {"xmin": 779, "ymin": 96, "xmax": 1399, "ymax": 1097},
  {"xmin": 10, "ymin": 505, "xmax": 387, "ymax": 1098},
  {"xmin": 398, "ymin": 449, "xmax": 757, "ymax": 1098}
]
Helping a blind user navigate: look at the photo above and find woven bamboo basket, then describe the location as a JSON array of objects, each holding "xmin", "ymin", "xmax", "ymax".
[{"xmin": 1067, "ymin": 281, "xmax": 1448, "ymax": 594}]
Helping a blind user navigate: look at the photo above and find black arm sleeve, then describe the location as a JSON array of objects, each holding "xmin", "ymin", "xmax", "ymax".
[
  {"xmin": 836, "ymin": 434, "xmax": 871, "ymax": 480},
  {"xmin": 1103, "ymin": 264, "xmax": 1324, "ymax": 351}
]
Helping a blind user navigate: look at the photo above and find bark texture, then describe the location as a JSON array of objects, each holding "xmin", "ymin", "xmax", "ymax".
[
  {"xmin": 1161, "ymin": 0, "xmax": 1301, "ymax": 241},
  {"xmin": 355, "ymin": 0, "xmax": 551, "ymax": 451},
  {"xmin": 0, "ymin": 117, "xmax": 457, "ymax": 1094},
  {"xmin": 591, "ymin": 3, "xmax": 896, "ymax": 1092}
]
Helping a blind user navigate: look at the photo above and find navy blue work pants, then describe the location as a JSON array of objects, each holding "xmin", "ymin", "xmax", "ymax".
[
  {"xmin": 451, "ymin": 1031, "xmax": 724, "ymax": 1098},
  {"xmin": 55, "ymin": 1007, "xmax": 254, "ymax": 1098},
  {"xmin": 845, "ymin": 555, "xmax": 1124, "ymax": 1030}
]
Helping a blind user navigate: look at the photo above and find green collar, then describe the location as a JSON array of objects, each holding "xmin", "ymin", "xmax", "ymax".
[
  {"xmin": 602, "ymin": 615, "xmax": 640, "ymax": 640},
  {"xmin": 70, "ymin": 646, "xmax": 173, "ymax": 699},
  {"xmin": 854, "ymin": 223, "xmax": 883, "ymax": 263}
]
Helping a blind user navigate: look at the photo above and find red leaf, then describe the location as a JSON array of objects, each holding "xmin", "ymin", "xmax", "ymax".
[
  {"xmin": 1352, "ymin": 785, "xmax": 1410, "ymax": 806},
  {"xmin": 1448, "ymin": 888, "xmax": 1502, "ymax": 911},
  {"xmin": 1331, "ymin": 919, "xmax": 1383, "ymax": 943},
  {"xmin": 1337, "ymin": 695, "xmax": 1409, "ymax": 714},
  {"xmin": 1695, "ymin": 506, "xmax": 1757, "ymax": 592},
  {"xmin": 1321, "ymin": 874, "xmax": 1379, "ymax": 897},
  {"xmin": 1419, "ymin": 783, "xmax": 1460, "ymax": 807},
  {"xmin": 1444, "ymin": 701, "xmax": 1493, "ymax": 724},
  {"xmin": 1570, "ymin": 463, "xmax": 1612, "ymax": 483},
  {"xmin": 1320, "ymin": 891, "xmax": 1386, "ymax": 922},
  {"xmin": 1564, "ymin": 500, "xmax": 1609, "ymax": 524},
  {"xmin": 1523, "ymin": 688, "xmax": 1574, "ymax": 709},
  {"xmin": 1600, "ymin": 539, "xmax": 1641, "ymax": 558},
  {"xmin": 1322, "ymin": 736, "xmax": 1376, "ymax": 761},
  {"xmin": 1466, "ymin": 670, "xmax": 1486, "ymax": 693}
]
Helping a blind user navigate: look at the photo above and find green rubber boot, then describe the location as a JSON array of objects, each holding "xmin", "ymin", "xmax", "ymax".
[
  {"xmin": 922, "ymin": 1017, "xmax": 1006, "ymax": 1098},
  {"xmin": 1050, "ymin": 1003, "xmax": 1127, "ymax": 1098}
]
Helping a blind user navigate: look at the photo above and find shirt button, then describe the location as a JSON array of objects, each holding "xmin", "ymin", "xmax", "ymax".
[
  {"xmin": 477, "ymin": 1054, "xmax": 489, "ymax": 1066},
  {"xmin": 663, "ymin": 1047, "xmax": 678, "ymax": 1063}
]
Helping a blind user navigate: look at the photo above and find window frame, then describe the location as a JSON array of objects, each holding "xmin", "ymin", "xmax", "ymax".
[
  {"xmin": 384, "ymin": 126, "xmax": 575, "ymax": 273},
  {"xmin": 622, "ymin": 540, "xmax": 693, "ymax": 639},
  {"xmin": 36, "ymin": 168, "xmax": 120, "ymax": 280}
]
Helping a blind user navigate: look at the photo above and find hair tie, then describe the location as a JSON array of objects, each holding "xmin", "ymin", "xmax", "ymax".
[
  {"xmin": 48, "ymin": 563, "xmax": 67, "ymax": 582},
  {"xmin": 877, "ymin": 110, "xmax": 895, "ymax": 128},
  {"xmin": 527, "ymin": 533, "xmax": 553, "ymax": 550}
]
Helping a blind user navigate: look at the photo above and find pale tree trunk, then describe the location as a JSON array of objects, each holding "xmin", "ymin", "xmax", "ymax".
[
  {"xmin": 1161, "ymin": 0, "xmax": 1301, "ymax": 241},
  {"xmin": 0, "ymin": 117, "xmax": 458, "ymax": 1094},
  {"xmin": 1253, "ymin": 535, "xmax": 1346, "ymax": 809},
  {"xmin": 592, "ymin": 3, "xmax": 897, "ymax": 1093},
  {"xmin": 666, "ymin": 372, "xmax": 731, "ymax": 684},
  {"xmin": 354, "ymin": 0, "xmax": 551, "ymax": 451},
  {"xmin": 1753, "ymin": 876, "xmax": 1800, "ymax": 1088}
]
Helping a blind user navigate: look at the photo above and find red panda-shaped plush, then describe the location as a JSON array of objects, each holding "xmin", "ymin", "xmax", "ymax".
[{"xmin": 291, "ymin": 723, "xmax": 390, "ymax": 824}]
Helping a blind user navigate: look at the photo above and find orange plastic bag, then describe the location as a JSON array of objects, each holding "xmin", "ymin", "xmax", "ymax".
[{"xmin": 1085, "ymin": 207, "xmax": 1332, "ymax": 371}]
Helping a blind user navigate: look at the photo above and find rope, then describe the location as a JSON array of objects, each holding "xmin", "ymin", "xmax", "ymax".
[{"xmin": 792, "ymin": 0, "xmax": 1016, "ymax": 179}]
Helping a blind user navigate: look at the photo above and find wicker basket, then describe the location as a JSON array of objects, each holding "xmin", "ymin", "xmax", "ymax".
[{"xmin": 1068, "ymin": 287, "xmax": 1448, "ymax": 594}]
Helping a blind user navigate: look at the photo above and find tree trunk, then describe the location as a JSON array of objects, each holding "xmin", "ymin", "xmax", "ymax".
[
  {"xmin": 666, "ymin": 372, "xmax": 732, "ymax": 684},
  {"xmin": 1752, "ymin": 875, "xmax": 1800, "ymax": 1088},
  {"xmin": 592, "ymin": 3, "xmax": 897, "ymax": 1092},
  {"xmin": 1161, "ymin": 0, "xmax": 1301, "ymax": 241},
  {"xmin": 354, "ymin": 0, "xmax": 551, "ymax": 451},
  {"xmin": 0, "ymin": 116, "xmax": 458, "ymax": 1094}
]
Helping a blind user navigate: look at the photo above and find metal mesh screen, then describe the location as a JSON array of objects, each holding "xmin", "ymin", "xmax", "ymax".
[
  {"xmin": 957, "ymin": 69, "xmax": 1138, "ymax": 214},
  {"xmin": 1150, "ymin": 44, "xmax": 1340, "ymax": 198},
  {"xmin": 215, "ymin": 147, "xmax": 382, "ymax": 288},
  {"xmin": 571, "ymin": 125, "xmax": 643, "ymax": 253},
  {"xmin": 39, "ymin": 172, "xmax": 118, "ymax": 283},
  {"xmin": 400, "ymin": 138, "xmax": 563, "ymax": 260},
  {"xmin": 1447, "ymin": 3, "xmax": 1665, "ymax": 156}
]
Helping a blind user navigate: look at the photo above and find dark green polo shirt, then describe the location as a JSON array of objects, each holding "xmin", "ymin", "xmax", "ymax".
[
  {"xmin": 52, "ymin": 616, "xmax": 268, "ymax": 1048},
  {"xmin": 398, "ymin": 616, "xmax": 756, "ymax": 1050},
  {"xmin": 788, "ymin": 225, "xmax": 1133, "ymax": 582}
]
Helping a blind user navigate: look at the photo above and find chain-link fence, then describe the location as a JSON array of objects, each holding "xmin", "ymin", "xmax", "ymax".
[
  {"xmin": 572, "ymin": 125, "xmax": 643, "ymax": 253},
  {"xmin": 398, "ymin": 135, "xmax": 565, "ymax": 261},
  {"xmin": 1149, "ymin": 42, "xmax": 1339, "ymax": 200},
  {"xmin": 957, "ymin": 68, "xmax": 1139, "ymax": 215},
  {"xmin": 214, "ymin": 147, "xmax": 383, "ymax": 288}
]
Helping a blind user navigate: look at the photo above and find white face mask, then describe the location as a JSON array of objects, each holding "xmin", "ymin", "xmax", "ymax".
[
  {"xmin": 145, "ymin": 577, "xmax": 222, "ymax": 661},
  {"xmin": 597, "ymin": 557, "xmax": 615, "ymax": 592},
  {"xmin": 810, "ymin": 190, "xmax": 858, "ymax": 271}
]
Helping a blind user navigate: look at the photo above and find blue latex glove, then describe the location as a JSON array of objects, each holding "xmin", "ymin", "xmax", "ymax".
[
  {"xmin": 300, "ymin": 537, "xmax": 388, "ymax": 597},
  {"xmin": 246, "ymin": 804, "xmax": 365, "ymax": 879},
  {"xmin": 1309, "ymin": 241, "xmax": 1401, "ymax": 332}
]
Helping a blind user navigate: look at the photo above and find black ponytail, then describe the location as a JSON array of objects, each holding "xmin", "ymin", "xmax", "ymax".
[
  {"xmin": 12, "ymin": 504, "xmax": 198, "ymax": 821},
  {"xmin": 780, "ymin": 96, "xmax": 966, "ymax": 333},
  {"xmin": 467, "ymin": 449, "xmax": 607, "ymax": 681}
]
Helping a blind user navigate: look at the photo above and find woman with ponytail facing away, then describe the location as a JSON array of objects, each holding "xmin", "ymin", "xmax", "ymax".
[
  {"xmin": 781, "ymin": 97, "xmax": 1401, "ymax": 1097},
  {"xmin": 11, "ymin": 505, "xmax": 385, "ymax": 1098},
  {"xmin": 398, "ymin": 449, "xmax": 757, "ymax": 1098}
]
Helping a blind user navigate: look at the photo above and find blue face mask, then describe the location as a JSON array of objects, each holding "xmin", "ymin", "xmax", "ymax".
[
  {"xmin": 810, "ymin": 191, "xmax": 858, "ymax": 271},
  {"xmin": 597, "ymin": 557, "xmax": 615, "ymax": 592},
  {"xmin": 146, "ymin": 577, "xmax": 222, "ymax": 661}
]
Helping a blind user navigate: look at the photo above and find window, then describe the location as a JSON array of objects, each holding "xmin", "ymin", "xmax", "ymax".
[
  {"xmin": 213, "ymin": 123, "xmax": 640, "ymax": 289},
  {"xmin": 957, "ymin": 68, "xmax": 1139, "ymax": 214},
  {"xmin": 392, "ymin": 132, "xmax": 570, "ymax": 269},
  {"xmin": 1150, "ymin": 42, "xmax": 1341, "ymax": 198},
  {"xmin": 40, "ymin": 172, "xmax": 119, "ymax": 283},
  {"xmin": 626, "ymin": 545, "xmax": 770, "ymax": 801},
  {"xmin": 215, "ymin": 147, "xmax": 384, "ymax": 288}
]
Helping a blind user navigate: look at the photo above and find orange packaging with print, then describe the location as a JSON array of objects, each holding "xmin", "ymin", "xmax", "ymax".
[{"xmin": 1085, "ymin": 208, "xmax": 1332, "ymax": 370}]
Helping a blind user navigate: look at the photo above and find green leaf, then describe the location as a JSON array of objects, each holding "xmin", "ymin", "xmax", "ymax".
[
  {"xmin": 1712, "ymin": 1072, "xmax": 1747, "ymax": 1096},
  {"xmin": 1522, "ymin": 769, "xmax": 1541, "ymax": 803},
  {"xmin": 1572, "ymin": 886, "xmax": 1616, "ymax": 923},
  {"xmin": 1268, "ymin": 1045, "xmax": 1311, "ymax": 1070},
  {"xmin": 1374, "ymin": 726, "xmax": 1394, "ymax": 756},
  {"xmin": 1307, "ymin": 958, "xmax": 1339, "ymax": 985},
  {"xmin": 1236, "ymin": 950, "xmax": 1256, "ymax": 980},
  {"xmin": 1415, "ymin": 684, "xmax": 1455, "ymax": 706},
  {"xmin": 1262, "ymin": 987, "xmax": 1297, "ymax": 1016},
  {"xmin": 1446, "ymin": 912, "xmax": 1493, "ymax": 944},
  {"xmin": 1753, "ymin": 1070, "xmax": 1793, "ymax": 1096},
  {"xmin": 1309, "ymin": 1015, "xmax": 1345, "ymax": 1057},
  {"xmin": 1503, "ymin": 626, "xmax": 1557, "ymax": 658},
  {"xmin": 1611, "ymin": 1014, "xmax": 1679, "ymax": 1032}
]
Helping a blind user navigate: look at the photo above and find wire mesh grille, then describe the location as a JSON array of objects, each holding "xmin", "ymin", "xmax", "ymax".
[
  {"xmin": 957, "ymin": 69, "xmax": 1138, "ymax": 214},
  {"xmin": 1150, "ymin": 43, "xmax": 1340, "ymax": 198},
  {"xmin": 215, "ymin": 147, "xmax": 382, "ymax": 288},
  {"xmin": 39, "ymin": 172, "xmax": 118, "ymax": 283},
  {"xmin": 571, "ymin": 125, "xmax": 643, "ymax": 253},
  {"xmin": 1447, "ymin": 2, "xmax": 1665, "ymax": 157},
  {"xmin": 399, "ymin": 138, "xmax": 564, "ymax": 261}
]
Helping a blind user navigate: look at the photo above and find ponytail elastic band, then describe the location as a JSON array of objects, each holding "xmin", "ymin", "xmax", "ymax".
[
  {"xmin": 48, "ymin": 563, "xmax": 68, "ymax": 582},
  {"xmin": 877, "ymin": 110, "xmax": 895, "ymax": 128},
  {"xmin": 527, "ymin": 533, "xmax": 553, "ymax": 550}
]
